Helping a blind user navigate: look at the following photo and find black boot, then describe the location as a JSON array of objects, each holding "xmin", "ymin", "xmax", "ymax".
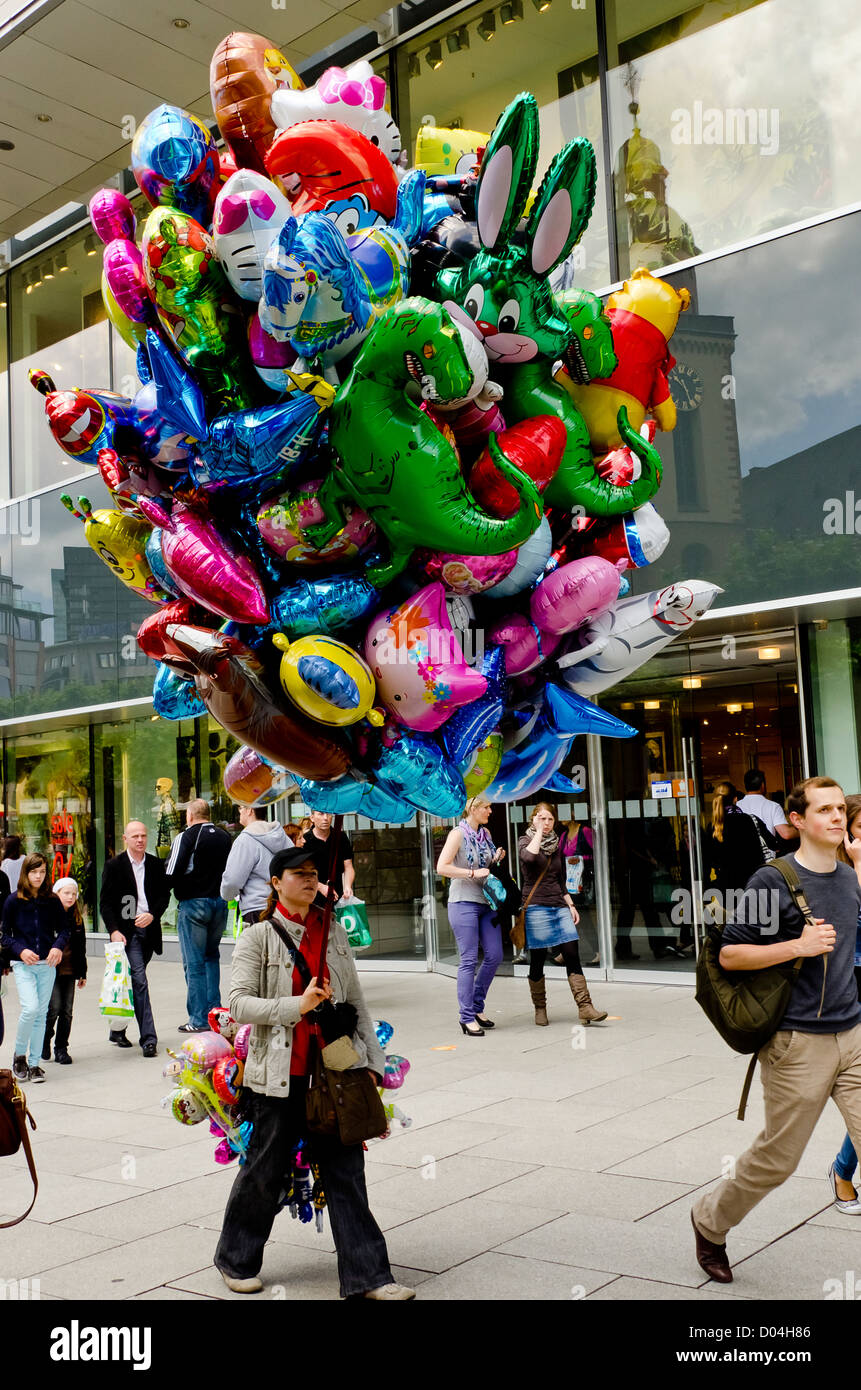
[{"xmin": 54, "ymin": 1048, "xmax": 73, "ymax": 1065}]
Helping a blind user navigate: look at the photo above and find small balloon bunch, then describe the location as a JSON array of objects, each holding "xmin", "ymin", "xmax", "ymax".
[
  {"xmin": 161, "ymin": 1007, "xmax": 251, "ymax": 1163},
  {"xmin": 372, "ymin": 1019, "xmax": 412, "ymax": 1138}
]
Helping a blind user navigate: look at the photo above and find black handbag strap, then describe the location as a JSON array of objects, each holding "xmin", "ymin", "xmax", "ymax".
[
  {"xmin": 0, "ymin": 1082, "xmax": 38, "ymax": 1229},
  {"xmin": 269, "ymin": 917, "xmax": 314, "ymax": 988}
]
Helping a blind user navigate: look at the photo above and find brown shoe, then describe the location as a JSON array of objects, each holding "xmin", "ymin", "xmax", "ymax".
[
  {"xmin": 691, "ymin": 1211, "xmax": 733, "ymax": 1283},
  {"xmin": 528, "ymin": 978, "xmax": 549, "ymax": 1026},
  {"xmin": 567, "ymin": 973, "xmax": 608, "ymax": 1024}
]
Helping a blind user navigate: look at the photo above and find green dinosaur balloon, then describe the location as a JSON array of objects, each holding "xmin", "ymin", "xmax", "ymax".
[
  {"xmin": 438, "ymin": 91, "xmax": 663, "ymax": 517},
  {"xmin": 305, "ymin": 298, "xmax": 544, "ymax": 587}
]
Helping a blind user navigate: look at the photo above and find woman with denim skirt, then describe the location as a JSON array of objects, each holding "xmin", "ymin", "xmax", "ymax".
[
  {"xmin": 519, "ymin": 802, "xmax": 607, "ymax": 1029},
  {"xmin": 436, "ymin": 794, "xmax": 506, "ymax": 1037}
]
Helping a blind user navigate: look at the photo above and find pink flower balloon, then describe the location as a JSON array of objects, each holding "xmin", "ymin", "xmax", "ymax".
[{"xmin": 364, "ymin": 582, "xmax": 486, "ymax": 732}]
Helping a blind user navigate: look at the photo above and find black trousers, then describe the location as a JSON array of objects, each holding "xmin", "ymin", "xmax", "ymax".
[
  {"xmin": 43, "ymin": 974, "xmax": 77, "ymax": 1051},
  {"xmin": 215, "ymin": 1079, "xmax": 394, "ymax": 1297}
]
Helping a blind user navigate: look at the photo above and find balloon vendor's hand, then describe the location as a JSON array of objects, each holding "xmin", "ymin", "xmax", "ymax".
[{"xmin": 300, "ymin": 976, "xmax": 334, "ymax": 1015}]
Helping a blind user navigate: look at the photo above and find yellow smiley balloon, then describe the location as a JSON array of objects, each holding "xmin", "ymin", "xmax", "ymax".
[
  {"xmin": 272, "ymin": 632, "xmax": 382, "ymax": 727},
  {"xmin": 61, "ymin": 495, "xmax": 167, "ymax": 603}
]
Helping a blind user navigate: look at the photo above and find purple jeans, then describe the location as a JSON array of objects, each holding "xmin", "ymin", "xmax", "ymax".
[{"xmin": 448, "ymin": 901, "xmax": 503, "ymax": 1024}]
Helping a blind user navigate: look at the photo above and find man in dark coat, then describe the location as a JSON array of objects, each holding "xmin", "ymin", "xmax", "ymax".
[{"xmin": 100, "ymin": 821, "xmax": 169, "ymax": 1056}]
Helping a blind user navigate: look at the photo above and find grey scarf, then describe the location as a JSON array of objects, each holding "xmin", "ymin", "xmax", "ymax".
[{"xmin": 539, "ymin": 831, "xmax": 559, "ymax": 857}]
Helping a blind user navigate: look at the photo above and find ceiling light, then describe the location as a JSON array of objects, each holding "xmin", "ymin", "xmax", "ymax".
[
  {"xmin": 682, "ymin": 677, "xmax": 701, "ymax": 689},
  {"xmin": 172, "ymin": 17, "xmax": 190, "ymax": 28},
  {"xmin": 408, "ymin": 51, "xmax": 421, "ymax": 78},
  {"xmin": 643, "ymin": 700, "xmax": 660, "ymax": 710},
  {"xmin": 501, "ymin": 0, "xmax": 523, "ymax": 21},
  {"xmin": 446, "ymin": 26, "xmax": 470, "ymax": 52},
  {"xmin": 425, "ymin": 40, "xmax": 444, "ymax": 70},
  {"xmin": 620, "ymin": 702, "xmax": 635, "ymax": 710},
  {"xmin": 531, "ymin": 0, "xmax": 552, "ymax": 10},
  {"xmin": 84, "ymin": 233, "xmax": 98, "ymax": 256},
  {"xmin": 477, "ymin": 10, "xmax": 497, "ymax": 40},
  {"xmin": 42, "ymin": 258, "xmax": 54, "ymax": 280},
  {"xmin": 55, "ymin": 250, "xmax": 69, "ymax": 272},
  {"xmin": 726, "ymin": 703, "xmax": 742, "ymax": 714},
  {"xmin": 703, "ymin": 719, "xmax": 709, "ymax": 726},
  {"xmin": 36, "ymin": 113, "xmax": 52, "ymax": 124},
  {"xmin": 757, "ymin": 646, "xmax": 780, "ymax": 660}
]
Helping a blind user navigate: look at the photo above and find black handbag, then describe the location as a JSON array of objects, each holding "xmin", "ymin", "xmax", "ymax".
[{"xmin": 0, "ymin": 1069, "xmax": 38, "ymax": 1227}]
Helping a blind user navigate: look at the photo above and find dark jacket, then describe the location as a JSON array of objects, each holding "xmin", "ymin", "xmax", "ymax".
[
  {"xmin": 100, "ymin": 851, "xmax": 170, "ymax": 955},
  {"xmin": 165, "ymin": 822, "xmax": 232, "ymax": 902},
  {"xmin": 57, "ymin": 905, "xmax": 88, "ymax": 980},
  {"xmin": 1, "ymin": 893, "xmax": 70, "ymax": 960},
  {"xmin": 518, "ymin": 835, "xmax": 568, "ymax": 907}
]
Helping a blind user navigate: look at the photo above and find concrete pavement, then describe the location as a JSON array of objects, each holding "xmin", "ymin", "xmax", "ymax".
[{"xmin": 0, "ymin": 959, "xmax": 856, "ymax": 1302}]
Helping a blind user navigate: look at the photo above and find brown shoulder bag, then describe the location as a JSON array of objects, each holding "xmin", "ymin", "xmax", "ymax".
[
  {"xmin": 0, "ymin": 1070, "xmax": 38, "ymax": 1227},
  {"xmin": 510, "ymin": 856, "xmax": 552, "ymax": 953}
]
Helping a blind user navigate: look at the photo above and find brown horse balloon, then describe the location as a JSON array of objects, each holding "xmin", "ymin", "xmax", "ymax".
[
  {"xmin": 167, "ymin": 625, "xmax": 350, "ymax": 782},
  {"xmin": 210, "ymin": 32, "xmax": 303, "ymax": 175}
]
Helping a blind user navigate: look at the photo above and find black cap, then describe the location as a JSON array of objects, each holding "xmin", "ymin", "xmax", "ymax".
[{"xmin": 270, "ymin": 847, "xmax": 317, "ymax": 878}]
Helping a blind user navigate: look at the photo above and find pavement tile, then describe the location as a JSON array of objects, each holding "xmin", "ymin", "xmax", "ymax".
[
  {"xmin": 58, "ymin": 1170, "xmax": 239, "ymax": 1242},
  {"xmin": 0, "ymin": 1220, "xmax": 120, "ymax": 1280},
  {"xmin": 349, "ymin": 1116, "xmax": 516, "ymax": 1169},
  {"xmin": 639, "ymin": 1175, "xmax": 834, "ymax": 1242},
  {"xmin": 484, "ymin": 1166, "xmax": 696, "ymax": 1221},
  {"xmin": 79, "ymin": 1140, "xmax": 231, "ymax": 1190},
  {"xmin": 418, "ymin": 1251, "xmax": 619, "ymax": 1301},
  {"xmin": 0, "ymin": 1171, "xmax": 149, "ymax": 1224},
  {"xmin": 586, "ymin": 1275, "xmax": 748, "ymax": 1301},
  {"xmin": 495, "ymin": 1213, "xmax": 766, "ymax": 1287},
  {"xmin": 5, "ymin": 1134, "xmax": 164, "ymax": 1179},
  {"xmin": 364, "ymin": 1154, "xmax": 542, "ymax": 1215},
  {"xmin": 727, "ymin": 1222, "xmax": 861, "ymax": 1300},
  {"xmin": 381, "ymin": 1196, "xmax": 563, "ymax": 1273},
  {"xmin": 35, "ymin": 1225, "xmax": 227, "ymax": 1300}
]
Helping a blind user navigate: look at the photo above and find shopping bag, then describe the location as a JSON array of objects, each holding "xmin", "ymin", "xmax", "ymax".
[
  {"xmin": 98, "ymin": 943, "xmax": 134, "ymax": 1017},
  {"xmin": 334, "ymin": 897, "xmax": 372, "ymax": 951},
  {"xmin": 228, "ymin": 899, "xmax": 243, "ymax": 941}
]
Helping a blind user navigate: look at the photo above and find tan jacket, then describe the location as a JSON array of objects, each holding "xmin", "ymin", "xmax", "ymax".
[{"xmin": 229, "ymin": 915, "xmax": 386, "ymax": 1099}]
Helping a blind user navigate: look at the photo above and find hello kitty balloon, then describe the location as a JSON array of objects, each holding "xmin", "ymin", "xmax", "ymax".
[{"xmin": 213, "ymin": 169, "xmax": 291, "ymax": 302}]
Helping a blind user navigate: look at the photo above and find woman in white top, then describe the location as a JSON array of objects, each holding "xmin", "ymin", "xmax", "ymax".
[{"xmin": 1, "ymin": 835, "xmax": 25, "ymax": 894}]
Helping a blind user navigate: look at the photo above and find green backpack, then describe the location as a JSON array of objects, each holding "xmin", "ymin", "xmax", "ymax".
[{"xmin": 695, "ymin": 857, "xmax": 808, "ymax": 1119}]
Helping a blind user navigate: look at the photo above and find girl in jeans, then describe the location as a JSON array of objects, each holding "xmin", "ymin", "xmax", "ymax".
[
  {"xmin": 519, "ymin": 803, "xmax": 607, "ymax": 1028},
  {"xmin": 831, "ymin": 796, "xmax": 861, "ymax": 1212},
  {"xmin": 436, "ymin": 795, "xmax": 505, "ymax": 1036},
  {"xmin": 41, "ymin": 877, "xmax": 87, "ymax": 1066},
  {"xmin": 1, "ymin": 853, "xmax": 68, "ymax": 1083}
]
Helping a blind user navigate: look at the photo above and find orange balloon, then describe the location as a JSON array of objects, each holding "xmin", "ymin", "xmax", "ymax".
[
  {"xmin": 265, "ymin": 120, "xmax": 399, "ymax": 222},
  {"xmin": 210, "ymin": 31, "xmax": 303, "ymax": 174}
]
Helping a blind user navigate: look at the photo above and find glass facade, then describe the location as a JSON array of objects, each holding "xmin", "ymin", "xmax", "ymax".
[{"xmin": 1, "ymin": 0, "xmax": 860, "ymax": 980}]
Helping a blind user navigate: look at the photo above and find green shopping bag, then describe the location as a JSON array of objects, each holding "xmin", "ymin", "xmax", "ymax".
[
  {"xmin": 335, "ymin": 897, "xmax": 372, "ymax": 950},
  {"xmin": 228, "ymin": 899, "xmax": 243, "ymax": 940}
]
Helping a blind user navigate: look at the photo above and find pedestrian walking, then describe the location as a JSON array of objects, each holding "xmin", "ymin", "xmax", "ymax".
[
  {"xmin": 166, "ymin": 800, "xmax": 232, "ymax": 1034},
  {"xmin": 41, "ymin": 877, "xmax": 87, "ymax": 1065},
  {"xmin": 220, "ymin": 807, "xmax": 290, "ymax": 927},
  {"xmin": 827, "ymin": 792, "xmax": 861, "ymax": 1214},
  {"xmin": 303, "ymin": 811, "xmax": 355, "ymax": 904},
  {"xmin": 436, "ymin": 794, "xmax": 506, "ymax": 1036},
  {"xmin": 214, "ymin": 846, "xmax": 415, "ymax": 1300},
  {"xmin": 704, "ymin": 781, "xmax": 764, "ymax": 894},
  {"xmin": 692, "ymin": 777, "xmax": 861, "ymax": 1282},
  {"xmin": 1, "ymin": 853, "xmax": 69, "ymax": 1083},
  {"xmin": 99, "ymin": 821, "xmax": 169, "ymax": 1057},
  {"xmin": 1, "ymin": 835, "xmax": 25, "ymax": 894},
  {"xmin": 520, "ymin": 802, "xmax": 607, "ymax": 1027}
]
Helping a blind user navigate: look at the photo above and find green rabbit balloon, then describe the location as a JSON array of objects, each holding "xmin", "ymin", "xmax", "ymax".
[{"xmin": 437, "ymin": 92, "xmax": 663, "ymax": 516}]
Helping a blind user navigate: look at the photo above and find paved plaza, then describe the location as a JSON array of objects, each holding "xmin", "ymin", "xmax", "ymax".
[{"xmin": 0, "ymin": 960, "xmax": 856, "ymax": 1302}]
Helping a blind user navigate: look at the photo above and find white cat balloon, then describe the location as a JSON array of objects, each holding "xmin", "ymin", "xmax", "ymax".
[
  {"xmin": 212, "ymin": 169, "xmax": 292, "ymax": 302},
  {"xmin": 271, "ymin": 61, "xmax": 402, "ymax": 164}
]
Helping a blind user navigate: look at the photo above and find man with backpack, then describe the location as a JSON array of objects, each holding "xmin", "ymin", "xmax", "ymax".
[
  {"xmin": 737, "ymin": 768, "xmax": 797, "ymax": 862},
  {"xmin": 166, "ymin": 800, "xmax": 232, "ymax": 1034},
  {"xmin": 692, "ymin": 776, "xmax": 861, "ymax": 1283}
]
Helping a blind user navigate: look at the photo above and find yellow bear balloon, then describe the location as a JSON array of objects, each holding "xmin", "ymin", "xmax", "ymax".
[
  {"xmin": 272, "ymin": 633, "xmax": 382, "ymax": 727},
  {"xmin": 61, "ymin": 495, "xmax": 168, "ymax": 603}
]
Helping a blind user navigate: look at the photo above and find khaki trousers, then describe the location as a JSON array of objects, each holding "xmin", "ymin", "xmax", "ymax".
[{"xmin": 693, "ymin": 1024, "xmax": 861, "ymax": 1245}]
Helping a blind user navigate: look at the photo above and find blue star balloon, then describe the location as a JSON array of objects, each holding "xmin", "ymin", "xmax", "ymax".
[
  {"xmin": 189, "ymin": 388, "xmax": 328, "ymax": 498},
  {"xmin": 373, "ymin": 731, "xmax": 465, "ymax": 818},
  {"xmin": 145, "ymin": 328, "xmax": 208, "ymax": 442}
]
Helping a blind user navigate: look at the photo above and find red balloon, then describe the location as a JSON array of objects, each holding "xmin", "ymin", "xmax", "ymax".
[
  {"xmin": 468, "ymin": 417, "xmax": 566, "ymax": 519},
  {"xmin": 264, "ymin": 120, "xmax": 399, "ymax": 221}
]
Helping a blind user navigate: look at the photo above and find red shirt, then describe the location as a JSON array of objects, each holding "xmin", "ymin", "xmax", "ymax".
[{"xmin": 276, "ymin": 902, "xmax": 329, "ymax": 1077}]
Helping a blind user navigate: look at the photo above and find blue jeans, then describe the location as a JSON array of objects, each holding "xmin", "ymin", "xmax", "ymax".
[
  {"xmin": 177, "ymin": 897, "xmax": 227, "ymax": 1028},
  {"xmin": 11, "ymin": 961, "xmax": 56, "ymax": 1066},
  {"xmin": 447, "ymin": 901, "xmax": 503, "ymax": 1024},
  {"xmin": 834, "ymin": 1131, "xmax": 858, "ymax": 1182}
]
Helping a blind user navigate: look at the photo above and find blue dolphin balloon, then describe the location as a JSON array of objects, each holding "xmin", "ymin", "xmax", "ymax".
[
  {"xmin": 441, "ymin": 645, "xmax": 507, "ymax": 765},
  {"xmin": 486, "ymin": 684, "xmax": 635, "ymax": 802},
  {"xmin": 374, "ymin": 732, "xmax": 465, "ymax": 818}
]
